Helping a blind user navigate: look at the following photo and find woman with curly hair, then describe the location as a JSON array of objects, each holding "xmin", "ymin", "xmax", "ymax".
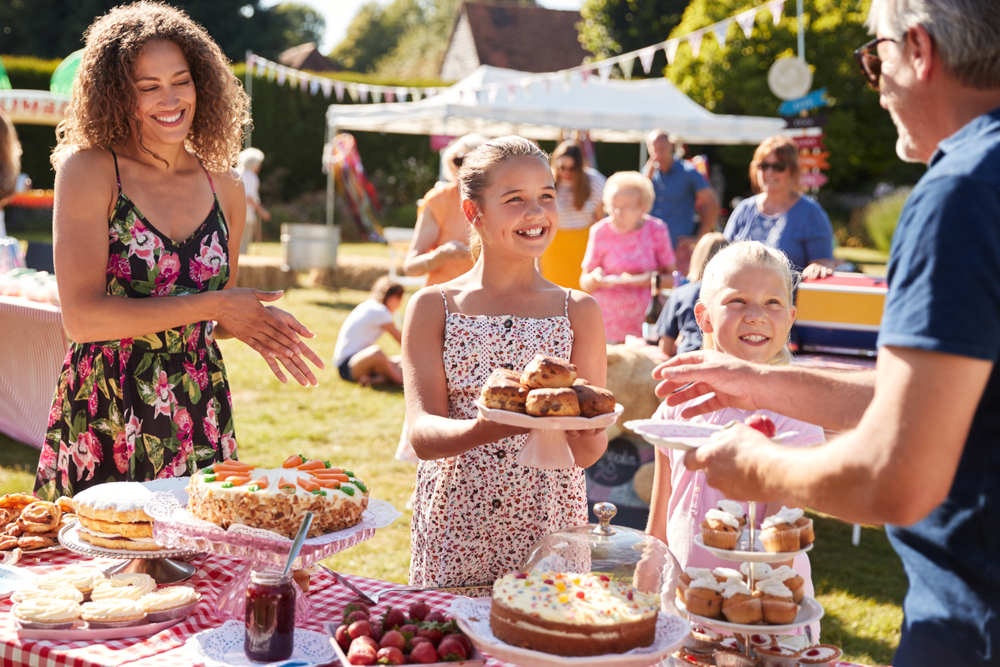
[{"xmin": 33, "ymin": 1, "xmax": 323, "ymax": 500}]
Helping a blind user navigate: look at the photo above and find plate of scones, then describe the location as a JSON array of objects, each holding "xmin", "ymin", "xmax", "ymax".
[
  {"xmin": 0, "ymin": 494, "xmax": 76, "ymax": 561},
  {"xmin": 476, "ymin": 354, "xmax": 623, "ymax": 430}
]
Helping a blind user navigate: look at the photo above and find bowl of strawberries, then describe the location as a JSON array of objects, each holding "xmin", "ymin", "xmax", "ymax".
[{"xmin": 325, "ymin": 598, "xmax": 484, "ymax": 666}]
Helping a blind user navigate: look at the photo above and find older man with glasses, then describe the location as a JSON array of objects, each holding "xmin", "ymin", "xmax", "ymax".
[{"xmin": 650, "ymin": 1, "xmax": 1000, "ymax": 664}]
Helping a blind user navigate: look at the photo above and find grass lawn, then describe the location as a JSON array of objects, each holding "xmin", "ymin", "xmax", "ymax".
[{"xmin": 0, "ymin": 285, "xmax": 906, "ymax": 665}]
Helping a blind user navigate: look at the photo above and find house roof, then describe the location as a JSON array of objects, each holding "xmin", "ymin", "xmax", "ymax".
[
  {"xmin": 460, "ymin": 2, "xmax": 588, "ymax": 73},
  {"xmin": 278, "ymin": 42, "xmax": 341, "ymax": 72}
]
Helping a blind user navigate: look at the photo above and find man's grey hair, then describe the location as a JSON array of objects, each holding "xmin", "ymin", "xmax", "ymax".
[
  {"xmin": 867, "ymin": 0, "xmax": 1000, "ymax": 89},
  {"xmin": 238, "ymin": 147, "xmax": 265, "ymax": 171}
]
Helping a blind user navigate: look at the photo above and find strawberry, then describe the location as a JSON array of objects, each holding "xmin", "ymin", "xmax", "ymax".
[
  {"xmin": 442, "ymin": 633, "xmax": 471, "ymax": 654},
  {"xmin": 408, "ymin": 600, "xmax": 430, "ymax": 622},
  {"xmin": 382, "ymin": 606, "xmax": 407, "ymax": 630},
  {"xmin": 437, "ymin": 637, "xmax": 468, "ymax": 661},
  {"xmin": 416, "ymin": 622, "xmax": 446, "ymax": 646},
  {"xmin": 375, "ymin": 647, "xmax": 405, "ymax": 665},
  {"xmin": 745, "ymin": 414, "xmax": 777, "ymax": 438},
  {"xmin": 352, "ymin": 636, "xmax": 379, "ymax": 652},
  {"xmin": 348, "ymin": 620, "xmax": 373, "ymax": 639},
  {"xmin": 370, "ymin": 620, "xmax": 384, "ymax": 642},
  {"xmin": 335, "ymin": 624, "xmax": 352, "ymax": 651},
  {"xmin": 344, "ymin": 602, "xmax": 371, "ymax": 621},
  {"xmin": 425, "ymin": 610, "xmax": 447, "ymax": 623},
  {"xmin": 345, "ymin": 609, "xmax": 370, "ymax": 625},
  {"xmin": 379, "ymin": 630, "xmax": 407, "ymax": 651},
  {"xmin": 398, "ymin": 623, "xmax": 419, "ymax": 636},
  {"xmin": 409, "ymin": 642, "xmax": 439, "ymax": 664},
  {"xmin": 347, "ymin": 640, "xmax": 377, "ymax": 665}
]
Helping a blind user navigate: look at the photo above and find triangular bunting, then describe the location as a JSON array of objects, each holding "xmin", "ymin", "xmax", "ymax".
[
  {"xmin": 347, "ymin": 84, "xmax": 359, "ymax": 102},
  {"xmin": 357, "ymin": 84, "xmax": 370, "ymax": 103},
  {"xmin": 665, "ymin": 39, "xmax": 680, "ymax": 65},
  {"xmin": 639, "ymin": 47, "xmax": 657, "ymax": 74},
  {"xmin": 770, "ymin": 0, "xmax": 785, "ymax": 25},
  {"xmin": 506, "ymin": 83, "xmax": 517, "ymax": 102},
  {"xmin": 411, "ymin": 88, "xmax": 422, "ymax": 101},
  {"xmin": 425, "ymin": 89, "xmax": 437, "ymax": 99},
  {"xmin": 246, "ymin": 54, "xmax": 256, "ymax": 69},
  {"xmin": 712, "ymin": 21, "xmax": 729, "ymax": 48},
  {"xmin": 688, "ymin": 31, "xmax": 703, "ymax": 58},
  {"xmin": 542, "ymin": 76, "xmax": 552, "ymax": 94},
  {"xmin": 736, "ymin": 10, "xmax": 757, "ymax": 39},
  {"xmin": 267, "ymin": 64, "xmax": 277, "ymax": 81},
  {"xmin": 371, "ymin": 88, "xmax": 382, "ymax": 103},
  {"xmin": 395, "ymin": 87, "xmax": 408, "ymax": 102},
  {"xmin": 322, "ymin": 80, "xmax": 334, "ymax": 99},
  {"xmin": 275, "ymin": 65, "xmax": 287, "ymax": 85},
  {"xmin": 562, "ymin": 72, "xmax": 572, "ymax": 91},
  {"xmin": 488, "ymin": 86, "xmax": 500, "ymax": 104},
  {"xmin": 309, "ymin": 79, "xmax": 320, "ymax": 95},
  {"xmin": 520, "ymin": 78, "xmax": 532, "ymax": 98},
  {"xmin": 300, "ymin": 76, "xmax": 309, "ymax": 92},
  {"xmin": 597, "ymin": 61, "xmax": 613, "ymax": 83},
  {"xmin": 580, "ymin": 68, "xmax": 591, "ymax": 87},
  {"xmin": 620, "ymin": 56, "xmax": 636, "ymax": 80},
  {"xmin": 384, "ymin": 89, "xmax": 395, "ymax": 103},
  {"xmin": 333, "ymin": 80, "xmax": 345, "ymax": 101}
]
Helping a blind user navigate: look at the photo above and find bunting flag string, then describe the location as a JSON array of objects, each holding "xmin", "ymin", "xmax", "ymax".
[{"xmin": 245, "ymin": 0, "xmax": 786, "ymax": 104}]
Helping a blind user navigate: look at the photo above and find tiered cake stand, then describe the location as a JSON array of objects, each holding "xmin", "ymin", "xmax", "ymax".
[
  {"xmin": 58, "ymin": 521, "xmax": 199, "ymax": 584},
  {"xmin": 144, "ymin": 491, "xmax": 401, "ymax": 620}
]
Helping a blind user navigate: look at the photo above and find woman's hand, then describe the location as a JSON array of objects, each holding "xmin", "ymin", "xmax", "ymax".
[
  {"xmin": 802, "ymin": 262, "xmax": 835, "ymax": 280},
  {"xmin": 215, "ymin": 289, "xmax": 324, "ymax": 385},
  {"xmin": 436, "ymin": 239, "xmax": 470, "ymax": 260},
  {"xmin": 566, "ymin": 427, "xmax": 606, "ymax": 438},
  {"xmin": 580, "ymin": 267, "xmax": 608, "ymax": 293}
]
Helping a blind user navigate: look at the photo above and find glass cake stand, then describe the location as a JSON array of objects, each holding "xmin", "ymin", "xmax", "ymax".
[
  {"xmin": 58, "ymin": 522, "xmax": 198, "ymax": 584},
  {"xmin": 145, "ymin": 492, "xmax": 402, "ymax": 620}
]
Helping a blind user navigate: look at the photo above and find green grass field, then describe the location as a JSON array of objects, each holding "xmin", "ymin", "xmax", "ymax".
[{"xmin": 0, "ymin": 284, "xmax": 905, "ymax": 665}]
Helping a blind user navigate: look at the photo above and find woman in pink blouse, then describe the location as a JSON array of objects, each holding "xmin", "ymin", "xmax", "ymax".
[{"xmin": 580, "ymin": 171, "xmax": 676, "ymax": 343}]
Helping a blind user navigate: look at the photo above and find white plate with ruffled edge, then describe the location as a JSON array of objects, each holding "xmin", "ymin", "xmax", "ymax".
[
  {"xmin": 0, "ymin": 564, "xmax": 35, "ymax": 600},
  {"xmin": 625, "ymin": 420, "xmax": 799, "ymax": 452},
  {"xmin": 186, "ymin": 619, "xmax": 334, "ymax": 667},
  {"xmin": 450, "ymin": 597, "xmax": 689, "ymax": 667},
  {"xmin": 676, "ymin": 597, "xmax": 824, "ymax": 635},
  {"xmin": 693, "ymin": 534, "xmax": 813, "ymax": 563},
  {"xmin": 477, "ymin": 402, "xmax": 624, "ymax": 430}
]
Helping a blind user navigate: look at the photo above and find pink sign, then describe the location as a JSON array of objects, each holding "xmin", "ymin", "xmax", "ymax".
[
  {"xmin": 799, "ymin": 172, "xmax": 830, "ymax": 189},
  {"xmin": 430, "ymin": 135, "xmax": 456, "ymax": 151},
  {"xmin": 792, "ymin": 134, "xmax": 826, "ymax": 149}
]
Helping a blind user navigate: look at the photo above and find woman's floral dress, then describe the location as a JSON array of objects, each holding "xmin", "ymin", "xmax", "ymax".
[
  {"xmin": 408, "ymin": 288, "xmax": 589, "ymax": 591},
  {"xmin": 33, "ymin": 150, "xmax": 237, "ymax": 500}
]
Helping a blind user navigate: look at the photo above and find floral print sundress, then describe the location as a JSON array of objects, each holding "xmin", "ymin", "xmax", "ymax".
[
  {"xmin": 408, "ymin": 287, "xmax": 589, "ymax": 591},
  {"xmin": 34, "ymin": 149, "xmax": 237, "ymax": 500}
]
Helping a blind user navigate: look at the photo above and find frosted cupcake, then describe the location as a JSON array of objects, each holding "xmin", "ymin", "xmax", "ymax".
[
  {"xmin": 753, "ymin": 579, "xmax": 798, "ymax": 625},
  {"xmin": 717, "ymin": 500, "xmax": 748, "ymax": 529},
  {"xmin": 139, "ymin": 585, "xmax": 201, "ymax": 622},
  {"xmin": 775, "ymin": 506, "xmax": 814, "ymax": 545},
  {"xmin": 740, "ymin": 562, "xmax": 773, "ymax": 583},
  {"xmin": 684, "ymin": 577, "xmax": 723, "ymax": 619},
  {"xmin": 759, "ymin": 515, "xmax": 800, "ymax": 553},
  {"xmin": 720, "ymin": 581, "xmax": 763, "ymax": 625},
  {"xmin": 701, "ymin": 509, "xmax": 742, "ymax": 550},
  {"xmin": 712, "ymin": 567, "xmax": 744, "ymax": 586},
  {"xmin": 678, "ymin": 567, "xmax": 714, "ymax": 603},
  {"xmin": 12, "ymin": 598, "xmax": 82, "ymax": 629},
  {"xmin": 11, "ymin": 583, "xmax": 84, "ymax": 605},
  {"xmin": 762, "ymin": 565, "xmax": 805, "ymax": 603},
  {"xmin": 91, "ymin": 573, "xmax": 157, "ymax": 601}
]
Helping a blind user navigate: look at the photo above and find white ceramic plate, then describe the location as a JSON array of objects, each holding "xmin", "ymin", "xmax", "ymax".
[
  {"xmin": 16, "ymin": 614, "xmax": 188, "ymax": 641},
  {"xmin": 676, "ymin": 597, "xmax": 824, "ymax": 634},
  {"xmin": 693, "ymin": 534, "xmax": 813, "ymax": 563},
  {"xmin": 478, "ymin": 402, "xmax": 624, "ymax": 431},
  {"xmin": 187, "ymin": 619, "xmax": 334, "ymax": 667},
  {"xmin": 625, "ymin": 420, "xmax": 798, "ymax": 452},
  {"xmin": 600, "ymin": 272, "xmax": 652, "ymax": 286},
  {"xmin": 0, "ymin": 564, "xmax": 35, "ymax": 600},
  {"xmin": 450, "ymin": 597, "xmax": 690, "ymax": 667}
]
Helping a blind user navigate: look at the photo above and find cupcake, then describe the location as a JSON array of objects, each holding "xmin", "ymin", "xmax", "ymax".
[
  {"xmin": 795, "ymin": 516, "xmax": 815, "ymax": 545},
  {"xmin": 759, "ymin": 516, "xmax": 800, "ymax": 553},
  {"xmin": 12, "ymin": 598, "xmax": 82, "ymax": 629},
  {"xmin": 678, "ymin": 567, "xmax": 714, "ymax": 603},
  {"xmin": 798, "ymin": 644, "xmax": 843, "ymax": 666},
  {"xmin": 720, "ymin": 581, "xmax": 763, "ymax": 625},
  {"xmin": 753, "ymin": 579, "xmax": 798, "ymax": 625},
  {"xmin": 762, "ymin": 565, "xmax": 805, "ymax": 603},
  {"xmin": 701, "ymin": 509, "xmax": 742, "ymax": 550},
  {"xmin": 713, "ymin": 650, "xmax": 762, "ymax": 667},
  {"xmin": 91, "ymin": 573, "xmax": 157, "ymax": 601},
  {"xmin": 739, "ymin": 562, "xmax": 773, "ymax": 583},
  {"xmin": 717, "ymin": 499, "xmax": 748, "ymax": 529},
  {"xmin": 139, "ymin": 585, "xmax": 201, "ymax": 622},
  {"xmin": 11, "ymin": 583, "xmax": 84, "ymax": 605},
  {"xmin": 684, "ymin": 577, "xmax": 723, "ymax": 619},
  {"xmin": 713, "ymin": 567, "xmax": 744, "ymax": 585},
  {"xmin": 755, "ymin": 644, "xmax": 803, "ymax": 667},
  {"xmin": 685, "ymin": 625, "xmax": 723, "ymax": 653},
  {"xmin": 81, "ymin": 598, "xmax": 147, "ymax": 628}
]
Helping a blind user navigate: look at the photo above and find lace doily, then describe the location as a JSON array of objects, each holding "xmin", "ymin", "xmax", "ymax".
[{"xmin": 186, "ymin": 619, "xmax": 334, "ymax": 667}]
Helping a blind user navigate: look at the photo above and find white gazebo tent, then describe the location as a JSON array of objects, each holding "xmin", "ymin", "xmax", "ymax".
[{"xmin": 324, "ymin": 65, "xmax": 784, "ymax": 224}]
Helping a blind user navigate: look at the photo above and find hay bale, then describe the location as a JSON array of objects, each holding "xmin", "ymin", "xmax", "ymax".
[
  {"xmin": 606, "ymin": 344, "xmax": 662, "ymax": 440},
  {"xmin": 235, "ymin": 256, "xmax": 298, "ymax": 291},
  {"xmin": 306, "ymin": 255, "xmax": 390, "ymax": 291}
]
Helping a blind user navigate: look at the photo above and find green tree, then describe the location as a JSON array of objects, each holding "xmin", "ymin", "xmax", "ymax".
[
  {"xmin": 580, "ymin": 0, "xmax": 690, "ymax": 74},
  {"xmin": 664, "ymin": 0, "xmax": 924, "ymax": 193},
  {"xmin": 274, "ymin": 2, "xmax": 326, "ymax": 47},
  {"xmin": 329, "ymin": 0, "xmax": 423, "ymax": 73}
]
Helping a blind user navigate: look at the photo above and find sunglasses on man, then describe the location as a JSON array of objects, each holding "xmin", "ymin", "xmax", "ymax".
[{"xmin": 854, "ymin": 36, "xmax": 898, "ymax": 92}]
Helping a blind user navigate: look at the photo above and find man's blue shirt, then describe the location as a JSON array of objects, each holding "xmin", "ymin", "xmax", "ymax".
[{"xmin": 649, "ymin": 160, "xmax": 709, "ymax": 247}]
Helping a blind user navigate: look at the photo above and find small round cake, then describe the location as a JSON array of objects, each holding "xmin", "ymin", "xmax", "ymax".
[
  {"xmin": 11, "ymin": 583, "xmax": 84, "ymax": 605},
  {"xmin": 12, "ymin": 598, "xmax": 81, "ymax": 629},
  {"xmin": 490, "ymin": 571, "xmax": 659, "ymax": 656},
  {"xmin": 81, "ymin": 598, "xmax": 147, "ymax": 628},
  {"xmin": 35, "ymin": 567, "xmax": 107, "ymax": 595},
  {"xmin": 91, "ymin": 573, "xmax": 157, "ymax": 601},
  {"xmin": 798, "ymin": 644, "xmax": 843, "ymax": 666},
  {"xmin": 73, "ymin": 480, "xmax": 179, "ymax": 551},
  {"xmin": 139, "ymin": 585, "xmax": 201, "ymax": 622}
]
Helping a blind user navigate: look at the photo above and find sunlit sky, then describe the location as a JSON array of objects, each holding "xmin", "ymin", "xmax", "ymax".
[{"xmin": 261, "ymin": 0, "xmax": 584, "ymax": 53}]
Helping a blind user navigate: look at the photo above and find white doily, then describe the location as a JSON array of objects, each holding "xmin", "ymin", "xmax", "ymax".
[
  {"xmin": 186, "ymin": 619, "xmax": 334, "ymax": 667},
  {"xmin": 449, "ymin": 597, "xmax": 689, "ymax": 667}
]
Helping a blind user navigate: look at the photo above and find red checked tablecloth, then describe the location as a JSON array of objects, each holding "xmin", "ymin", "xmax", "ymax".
[
  {"xmin": 0, "ymin": 550, "xmax": 881, "ymax": 667},
  {"xmin": 0, "ymin": 296, "xmax": 67, "ymax": 448}
]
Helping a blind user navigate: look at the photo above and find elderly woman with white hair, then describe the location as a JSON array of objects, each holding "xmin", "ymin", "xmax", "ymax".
[
  {"xmin": 403, "ymin": 134, "xmax": 487, "ymax": 285},
  {"xmin": 580, "ymin": 171, "xmax": 676, "ymax": 344},
  {"xmin": 237, "ymin": 147, "xmax": 270, "ymax": 255}
]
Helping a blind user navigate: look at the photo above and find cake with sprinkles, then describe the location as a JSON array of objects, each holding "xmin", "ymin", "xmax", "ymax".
[{"xmin": 489, "ymin": 570, "xmax": 659, "ymax": 656}]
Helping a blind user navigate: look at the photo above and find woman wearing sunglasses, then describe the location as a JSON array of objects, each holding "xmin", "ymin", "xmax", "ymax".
[{"xmin": 723, "ymin": 136, "xmax": 837, "ymax": 280}]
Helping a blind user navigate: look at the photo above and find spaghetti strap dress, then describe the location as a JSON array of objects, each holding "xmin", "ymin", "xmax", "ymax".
[
  {"xmin": 408, "ymin": 287, "xmax": 589, "ymax": 590},
  {"xmin": 33, "ymin": 149, "xmax": 238, "ymax": 500}
]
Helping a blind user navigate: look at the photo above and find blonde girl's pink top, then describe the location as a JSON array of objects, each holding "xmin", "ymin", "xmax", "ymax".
[
  {"xmin": 653, "ymin": 395, "xmax": 825, "ymax": 603},
  {"xmin": 582, "ymin": 215, "xmax": 676, "ymax": 343}
]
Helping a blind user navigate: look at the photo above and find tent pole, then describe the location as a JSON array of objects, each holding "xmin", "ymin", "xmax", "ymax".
[
  {"xmin": 797, "ymin": 0, "xmax": 805, "ymax": 61},
  {"xmin": 327, "ymin": 123, "xmax": 335, "ymax": 227},
  {"xmin": 245, "ymin": 50, "xmax": 252, "ymax": 148},
  {"xmin": 639, "ymin": 137, "xmax": 647, "ymax": 170}
]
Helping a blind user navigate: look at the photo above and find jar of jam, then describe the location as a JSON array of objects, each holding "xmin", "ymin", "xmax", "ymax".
[{"xmin": 245, "ymin": 569, "xmax": 296, "ymax": 662}]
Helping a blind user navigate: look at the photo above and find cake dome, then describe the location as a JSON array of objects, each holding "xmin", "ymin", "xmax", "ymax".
[{"xmin": 522, "ymin": 502, "xmax": 678, "ymax": 597}]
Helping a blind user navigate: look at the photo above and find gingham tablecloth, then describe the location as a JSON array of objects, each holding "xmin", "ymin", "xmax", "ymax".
[{"xmin": 0, "ymin": 551, "xmax": 880, "ymax": 667}]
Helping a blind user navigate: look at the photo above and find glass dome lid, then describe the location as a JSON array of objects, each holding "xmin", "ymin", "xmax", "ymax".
[{"xmin": 521, "ymin": 502, "xmax": 677, "ymax": 596}]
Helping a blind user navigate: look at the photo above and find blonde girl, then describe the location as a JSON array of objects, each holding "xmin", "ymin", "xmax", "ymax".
[
  {"xmin": 646, "ymin": 241, "xmax": 824, "ymax": 631},
  {"xmin": 402, "ymin": 136, "xmax": 608, "ymax": 589}
]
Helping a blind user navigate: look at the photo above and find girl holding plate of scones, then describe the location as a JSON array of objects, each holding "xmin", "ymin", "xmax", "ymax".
[
  {"xmin": 32, "ymin": 1, "xmax": 323, "ymax": 501},
  {"xmin": 401, "ymin": 136, "xmax": 609, "ymax": 589}
]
